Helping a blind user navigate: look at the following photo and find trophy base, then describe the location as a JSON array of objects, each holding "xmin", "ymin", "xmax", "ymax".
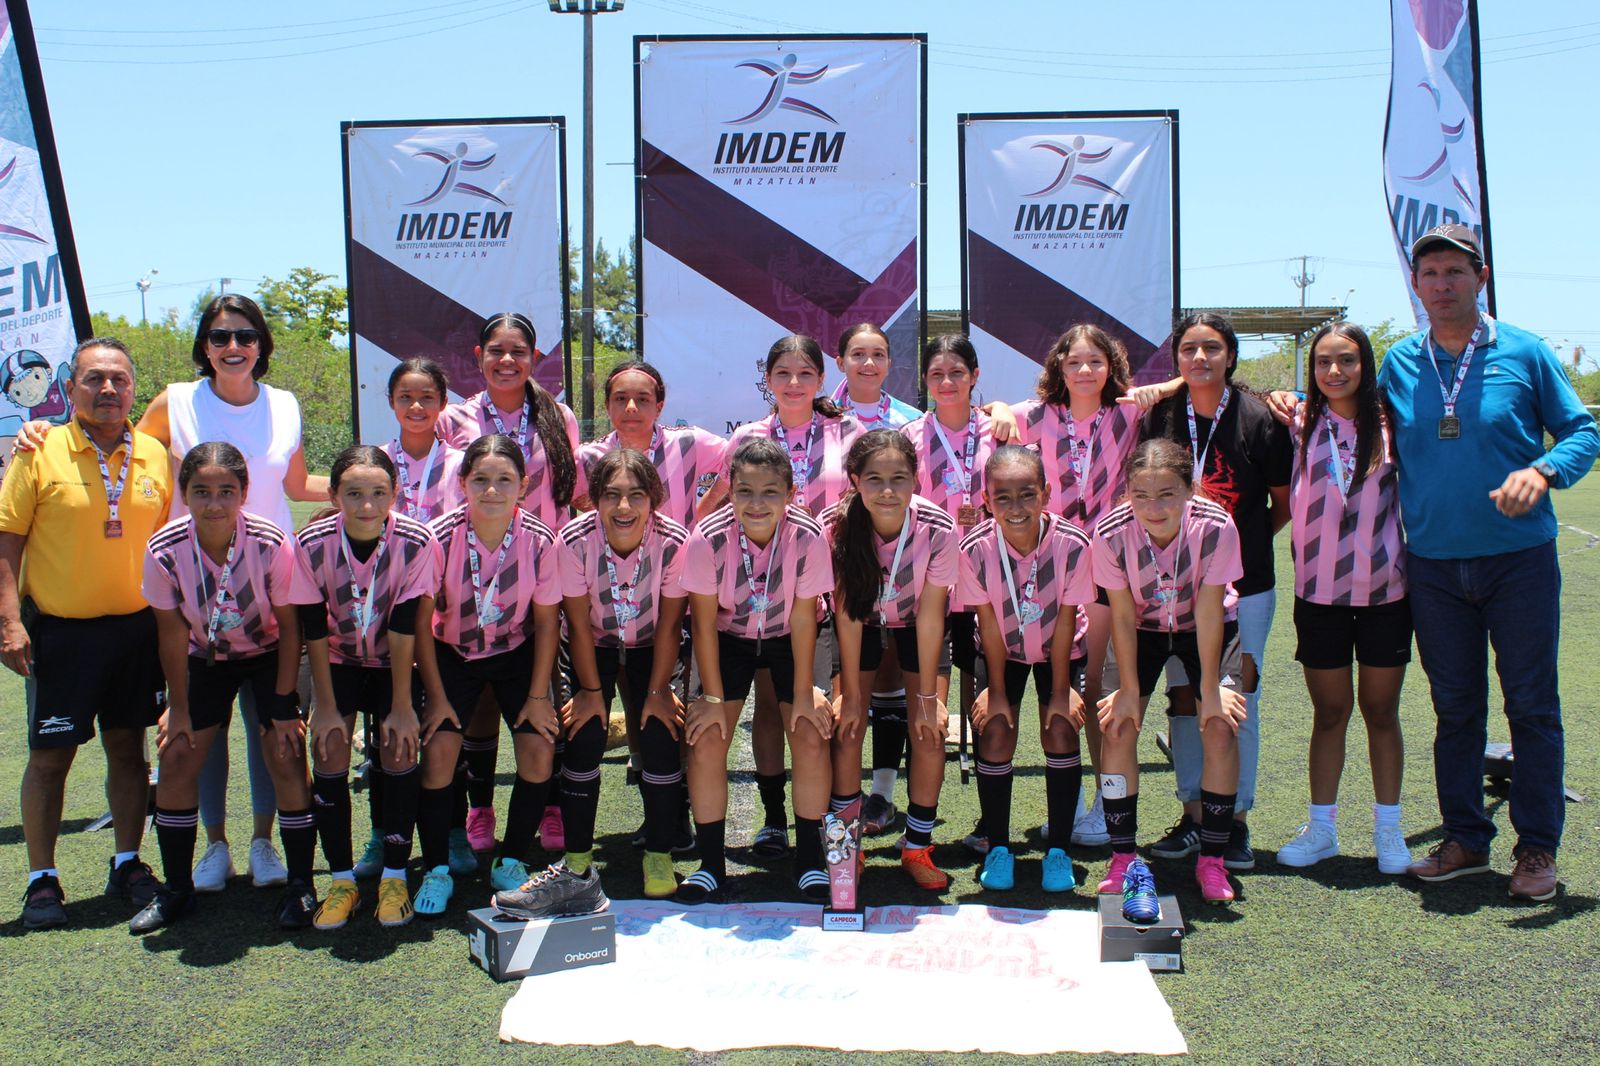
[{"xmin": 821, "ymin": 905, "xmax": 866, "ymax": 931}]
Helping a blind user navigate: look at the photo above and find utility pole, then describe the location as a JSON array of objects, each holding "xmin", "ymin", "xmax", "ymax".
[
  {"xmin": 136, "ymin": 269, "xmax": 157, "ymax": 326},
  {"xmin": 1290, "ymin": 255, "xmax": 1316, "ymax": 392}
]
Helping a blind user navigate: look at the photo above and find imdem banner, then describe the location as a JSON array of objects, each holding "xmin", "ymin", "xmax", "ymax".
[
  {"xmin": 1383, "ymin": 0, "xmax": 1492, "ymax": 323},
  {"xmin": 637, "ymin": 35, "xmax": 925, "ymax": 434},
  {"xmin": 0, "ymin": 0, "xmax": 91, "ymax": 474},
  {"xmin": 343, "ymin": 118, "xmax": 568, "ymax": 443},
  {"xmin": 961, "ymin": 112, "xmax": 1176, "ymax": 399}
]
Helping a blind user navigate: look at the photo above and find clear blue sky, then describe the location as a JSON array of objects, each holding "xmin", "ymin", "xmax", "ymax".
[{"xmin": 27, "ymin": 0, "xmax": 1600, "ymax": 364}]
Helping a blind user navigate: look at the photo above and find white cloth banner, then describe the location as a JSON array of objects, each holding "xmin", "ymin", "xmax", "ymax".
[
  {"xmin": 500, "ymin": 901, "xmax": 1186, "ymax": 1056},
  {"xmin": 1383, "ymin": 0, "xmax": 1490, "ymax": 325},
  {"xmin": 637, "ymin": 36, "xmax": 924, "ymax": 435},
  {"xmin": 343, "ymin": 119, "xmax": 566, "ymax": 441},
  {"xmin": 962, "ymin": 113, "xmax": 1176, "ymax": 397}
]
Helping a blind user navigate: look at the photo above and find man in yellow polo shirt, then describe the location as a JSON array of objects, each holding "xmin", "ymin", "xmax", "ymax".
[{"xmin": 0, "ymin": 337, "xmax": 173, "ymax": 931}]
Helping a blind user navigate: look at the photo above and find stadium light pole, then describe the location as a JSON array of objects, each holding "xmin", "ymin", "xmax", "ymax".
[
  {"xmin": 136, "ymin": 269, "xmax": 158, "ymax": 326},
  {"xmin": 548, "ymin": 0, "xmax": 625, "ymax": 436}
]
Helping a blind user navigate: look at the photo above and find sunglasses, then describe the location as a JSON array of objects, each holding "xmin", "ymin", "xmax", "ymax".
[{"xmin": 205, "ymin": 328, "xmax": 263, "ymax": 349}]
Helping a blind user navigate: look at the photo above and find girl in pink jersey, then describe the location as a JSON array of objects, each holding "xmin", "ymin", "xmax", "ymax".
[
  {"xmin": 382, "ymin": 358, "xmax": 464, "ymax": 525},
  {"xmin": 827, "ymin": 431, "xmax": 958, "ymax": 890},
  {"xmin": 1277, "ymin": 323, "xmax": 1412, "ymax": 874},
  {"xmin": 436, "ymin": 313, "xmax": 579, "ymax": 856},
  {"xmin": 133, "ymin": 443, "xmax": 316, "ymax": 934},
  {"xmin": 556, "ymin": 450, "xmax": 691, "ymax": 900},
  {"xmin": 412, "ymin": 436, "xmax": 567, "ymax": 919},
  {"xmin": 677, "ymin": 439, "xmax": 835, "ymax": 903},
  {"xmin": 1091, "ymin": 439, "xmax": 1248, "ymax": 904},
  {"xmin": 956, "ymin": 446, "xmax": 1096, "ymax": 893},
  {"xmin": 291, "ymin": 446, "xmax": 442, "ymax": 931}
]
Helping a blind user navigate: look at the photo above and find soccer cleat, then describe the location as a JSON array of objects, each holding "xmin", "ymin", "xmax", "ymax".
[
  {"xmin": 21, "ymin": 875, "xmax": 68, "ymax": 931},
  {"xmin": 465, "ymin": 807, "xmax": 497, "ymax": 852},
  {"xmin": 376, "ymin": 877, "xmax": 415, "ymax": 928},
  {"xmin": 313, "ymin": 879, "xmax": 363, "ymax": 930},
  {"xmin": 979, "ymin": 846, "xmax": 1015, "ymax": 891},
  {"xmin": 414, "ymin": 866, "xmax": 454, "ymax": 917},
  {"xmin": 1148, "ymin": 816, "xmax": 1201, "ymax": 859},
  {"xmin": 488, "ymin": 857, "xmax": 531, "ymax": 894},
  {"xmin": 129, "ymin": 887, "xmax": 197, "ymax": 934},
  {"xmin": 250, "ymin": 838, "xmax": 289, "ymax": 888},
  {"xmin": 641, "ymin": 851, "xmax": 678, "ymax": 899},
  {"xmin": 192, "ymin": 841, "xmax": 237, "ymax": 892},
  {"xmin": 493, "ymin": 862, "xmax": 609, "ymax": 920},
  {"xmin": 278, "ymin": 879, "xmax": 319, "ymax": 929},
  {"xmin": 106, "ymin": 857, "xmax": 162, "ymax": 910},
  {"xmin": 751, "ymin": 825, "xmax": 791, "ymax": 859},
  {"xmin": 1120, "ymin": 858, "xmax": 1161, "ymax": 924},
  {"xmin": 961, "ymin": 818, "xmax": 991, "ymax": 856},
  {"xmin": 538, "ymin": 806, "xmax": 566, "ymax": 852},
  {"xmin": 1071, "ymin": 801, "xmax": 1111, "ymax": 847},
  {"xmin": 1224, "ymin": 822, "xmax": 1256, "ymax": 871},
  {"xmin": 1041, "ymin": 848, "xmax": 1077, "ymax": 893},
  {"xmin": 900, "ymin": 845, "xmax": 949, "ymax": 891},
  {"xmin": 1373, "ymin": 825, "xmax": 1412, "ymax": 876},
  {"xmin": 448, "ymin": 828, "xmax": 480, "ymax": 875},
  {"xmin": 1276, "ymin": 822, "xmax": 1340, "ymax": 868},
  {"xmin": 1195, "ymin": 855, "xmax": 1235, "ymax": 904},
  {"xmin": 1098, "ymin": 852, "xmax": 1136, "ymax": 895},
  {"xmin": 675, "ymin": 869, "xmax": 720, "ymax": 905},
  {"xmin": 860, "ymin": 794, "xmax": 898, "ymax": 835},
  {"xmin": 353, "ymin": 831, "xmax": 385, "ymax": 880}
]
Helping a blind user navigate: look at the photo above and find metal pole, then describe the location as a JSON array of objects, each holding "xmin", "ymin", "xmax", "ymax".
[{"xmin": 580, "ymin": 5, "xmax": 596, "ymax": 434}]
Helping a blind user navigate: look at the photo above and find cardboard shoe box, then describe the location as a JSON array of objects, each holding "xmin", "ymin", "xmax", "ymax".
[
  {"xmin": 1097, "ymin": 894, "xmax": 1184, "ymax": 972},
  {"xmin": 467, "ymin": 907, "xmax": 617, "ymax": 982}
]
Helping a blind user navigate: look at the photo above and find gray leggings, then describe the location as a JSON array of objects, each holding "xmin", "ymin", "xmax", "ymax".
[{"xmin": 198, "ymin": 685, "xmax": 278, "ymax": 826}]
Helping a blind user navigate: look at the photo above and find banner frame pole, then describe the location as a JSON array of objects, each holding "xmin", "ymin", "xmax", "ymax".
[
  {"xmin": 1168, "ymin": 108, "xmax": 1181, "ymax": 328},
  {"xmin": 339, "ymin": 120, "xmax": 361, "ymax": 444},
  {"xmin": 556, "ymin": 117, "xmax": 573, "ymax": 403},
  {"xmin": 1466, "ymin": 0, "xmax": 1494, "ymax": 316},
  {"xmin": 916, "ymin": 33, "xmax": 929, "ymax": 409},
  {"xmin": 633, "ymin": 35, "xmax": 647, "ymax": 360},
  {"xmin": 956, "ymin": 113, "xmax": 971, "ymax": 344}
]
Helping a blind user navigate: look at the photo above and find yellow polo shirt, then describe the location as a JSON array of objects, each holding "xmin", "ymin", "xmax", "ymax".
[{"xmin": 0, "ymin": 419, "xmax": 172, "ymax": 619}]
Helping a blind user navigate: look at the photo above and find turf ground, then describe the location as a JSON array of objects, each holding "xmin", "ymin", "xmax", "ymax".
[{"xmin": 1, "ymin": 488, "xmax": 1597, "ymax": 1065}]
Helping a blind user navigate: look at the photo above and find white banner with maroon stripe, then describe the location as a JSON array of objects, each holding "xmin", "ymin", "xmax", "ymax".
[
  {"xmin": 343, "ymin": 118, "xmax": 567, "ymax": 443},
  {"xmin": 960, "ymin": 112, "xmax": 1176, "ymax": 401},
  {"xmin": 636, "ymin": 35, "xmax": 925, "ymax": 435}
]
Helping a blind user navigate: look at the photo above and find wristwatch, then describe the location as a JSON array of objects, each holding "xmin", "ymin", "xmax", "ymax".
[{"xmin": 1532, "ymin": 459, "xmax": 1557, "ymax": 485}]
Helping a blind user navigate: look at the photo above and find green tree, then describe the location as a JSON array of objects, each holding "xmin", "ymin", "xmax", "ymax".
[
  {"xmin": 1236, "ymin": 317, "xmax": 1413, "ymax": 391},
  {"xmin": 256, "ymin": 267, "xmax": 349, "ymax": 342},
  {"xmin": 567, "ymin": 234, "xmax": 637, "ymax": 351}
]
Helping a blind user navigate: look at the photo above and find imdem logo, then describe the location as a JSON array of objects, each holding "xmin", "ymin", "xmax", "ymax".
[
  {"xmin": 1012, "ymin": 137, "xmax": 1129, "ymax": 236},
  {"xmin": 713, "ymin": 54, "xmax": 846, "ymax": 170},
  {"xmin": 394, "ymin": 141, "xmax": 513, "ymax": 245}
]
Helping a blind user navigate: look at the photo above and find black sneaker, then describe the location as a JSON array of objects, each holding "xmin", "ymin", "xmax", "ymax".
[
  {"xmin": 1224, "ymin": 821, "xmax": 1256, "ymax": 871},
  {"xmin": 129, "ymin": 887, "xmax": 197, "ymax": 934},
  {"xmin": 21, "ymin": 875, "xmax": 67, "ymax": 931},
  {"xmin": 106, "ymin": 857, "xmax": 162, "ymax": 909},
  {"xmin": 493, "ymin": 862, "xmax": 609, "ymax": 920},
  {"xmin": 277, "ymin": 879, "xmax": 319, "ymax": 930},
  {"xmin": 1148, "ymin": 816, "xmax": 1202, "ymax": 859},
  {"xmin": 860, "ymin": 793, "xmax": 898, "ymax": 836},
  {"xmin": 629, "ymin": 821, "xmax": 697, "ymax": 854}
]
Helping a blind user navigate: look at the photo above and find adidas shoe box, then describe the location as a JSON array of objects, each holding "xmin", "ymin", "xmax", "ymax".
[
  {"xmin": 1097, "ymin": 894, "xmax": 1183, "ymax": 972},
  {"xmin": 467, "ymin": 907, "xmax": 616, "ymax": 982}
]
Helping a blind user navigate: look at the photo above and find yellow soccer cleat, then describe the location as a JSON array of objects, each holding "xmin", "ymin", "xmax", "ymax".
[
  {"xmin": 376, "ymin": 877, "xmax": 415, "ymax": 928},
  {"xmin": 641, "ymin": 851, "xmax": 678, "ymax": 899},
  {"xmin": 312, "ymin": 879, "xmax": 363, "ymax": 931}
]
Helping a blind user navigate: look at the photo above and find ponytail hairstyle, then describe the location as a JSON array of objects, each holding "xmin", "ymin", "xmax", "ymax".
[
  {"xmin": 602, "ymin": 359, "xmax": 667, "ymax": 405},
  {"xmin": 837, "ymin": 322, "xmax": 890, "ymax": 360},
  {"xmin": 983, "ymin": 443, "xmax": 1046, "ymax": 489},
  {"xmin": 921, "ymin": 333, "xmax": 979, "ymax": 376},
  {"xmin": 460, "ymin": 432, "xmax": 528, "ymax": 482},
  {"xmin": 386, "ymin": 356, "xmax": 450, "ymax": 401},
  {"xmin": 329, "ymin": 444, "xmax": 397, "ymax": 491},
  {"xmin": 1297, "ymin": 322, "xmax": 1385, "ymax": 487},
  {"xmin": 1036, "ymin": 324, "xmax": 1131, "ymax": 407},
  {"xmin": 589, "ymin": 447, "xmax": 666, "ymax": 511},
  {"xmin": 1122, "ymin": 437, "xmax": 1195, "ymax": 494},
  {"xmin": 728, "ymin": 437, "xmax": 793, "ymax": 491},
  {"xmin": 832, "ymin": 429, "xmax": 919, "ymax": 622},
  {"xmin": 765, "ymin": 334, "xmax": 846, "ymax": 419},
  {"xmin": 479, "ymin": 312, "xmax": 577, "ymax": 507},
  {"xmin": 179, "ymin": 441, "xmax": 250, "ymax": 495}
]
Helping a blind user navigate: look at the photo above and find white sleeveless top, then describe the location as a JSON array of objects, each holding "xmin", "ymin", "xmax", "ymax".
[{"xmin": 166, "ymin": 379, "xmax": 303, "ymax": 532}]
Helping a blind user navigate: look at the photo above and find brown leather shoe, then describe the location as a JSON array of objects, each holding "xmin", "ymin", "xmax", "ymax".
[
  {"xmin": 1406, "ymin": 839, "xmax": 1490, "ymax": 882},
  {"xmin": 1508, "ymin": 847, "xmax": 1557, "ymax": 901}
]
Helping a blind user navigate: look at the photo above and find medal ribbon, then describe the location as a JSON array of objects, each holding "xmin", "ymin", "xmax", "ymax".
[
  {"xmin": 1141, "ymin": 515, "xmax": 1188, "ymax": 633},
  {"xmin": 483, "ymin": 395, "xmax": 530, "ymax": 454},
  {"xmin": 1185, "ymin": 387, "xmax": 1232, "ymax": 484},
  {"xmin": 194, "ymin": 525, "xmax": 239, "ymax": 654},
  {"xmin": 466, "ymin": 525, "xmax": 515, "ymax": 632},
  {"xmin": 878, "ymin": 516, "xmax": 912, "ymax": 626},
  {"xmin": 1323, "ymin": 418, "xmax": 1356, "ymax": 504},
  {"xmin": 929, "ymin": 407, "xmax": 979, "ymax": 510},
  {"xmin": 1424, "ymin": 317, "xmax": 1485, "ymax": 422},
  {"xmin": 1065, "ymin": 406, "xmax": 1105, "ymax": 492},
  {"xmin": 91, "ymin": 429, "xmax": 133, "ymax": 529},
  {"xmin": 772, "ymin": 414, "xmax": 820, "ymax": 503},
  {"xmin": 738, "ymin": 525, "xmax": 781, "ymax": 641},
  {"xmin": 831, "ymin": 378, "xmax": 892, "ymax": 426},
  {"xmin": 393, "ymin": 439, "xmax": 439, "ymax": 522},
  {"xmin": 339, "ymin": 522, "xmax": 388, "ymax": 645},
  {"xmin": 603, "ymin": 533, "xmax": 648, "ymax": 637},
  {"xmin": 999, "ymin": 516, "xmax": 1045, "ymax": 634}
]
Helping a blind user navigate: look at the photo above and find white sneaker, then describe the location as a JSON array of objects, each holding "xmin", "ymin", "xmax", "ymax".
[
  {"xmin": 249, "ymin": 837, "xmax": 289, "ymax": 887},
  {"xmin": 192, "ymin": 841, "xmax": 235, "ymax": 893},
  {"xmin": 1373, "ymin": 824, "xmax": 1411, "ymax": 875},
  {"xmin": 1071, "ymin": 802, "xmax": 1110, "ymax": 847},
  {"xmin": 1276, "ymin": 822, "xmax": 1340, "ymax": 867}
]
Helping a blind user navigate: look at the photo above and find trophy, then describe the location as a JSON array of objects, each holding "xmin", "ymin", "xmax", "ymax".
[{"xmin": 820, "ymin": 796, "xmax": 865, "ymax": 931}]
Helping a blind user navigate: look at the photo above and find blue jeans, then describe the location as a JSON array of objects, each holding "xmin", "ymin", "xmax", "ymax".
[
  {"xmin": 198, "ymin": 686, "xmax": 278, "ymax": 828},
  {"xmin": 1408, "ymin": 541, "xmax": 1564, "ymax": 854},
  {"xmin": 1170, "ymin": 589, "xmax": 1275, "ymax": 813}
]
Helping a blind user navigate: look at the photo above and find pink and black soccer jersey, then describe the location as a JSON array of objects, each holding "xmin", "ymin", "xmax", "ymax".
[
  {"xmin": 557, "ymin": 510, "xmax": 690, "ymax": 648},
  {"xmin": 1091, "ymin": 498, "xmax": 1244, "ymax": 632},
  {"xmin": 679, "ymin": 505, "xmax": 834, "ymax": 640},
  {"xmin": 289, "ymin": 512, "xmax": 442, "ymax": 667},
  {"xmin": 436, "ymin": 390, "xmax": 581, "ymax": 531},
  {"xmin": 955, "ymin": 514, "xmax": 1096, "ymax": 663},
  {"xmin": 1289, "ymin": 405, "xmax": 1406, "ymax": 606},
  {"xmin": 428, "ymin": 505, "xmax": 563, "ymax": 660},
  {"xmin": 902, "ymin": 408, "xmax": 998, "ymax": 533},
  {"xmin": 1011, "ymin": 399, "xmax": 1141, "ymax": 525},
  {"xmin": 727, "ymin": 413, "xmax": 864, "ymax": 520},
  {"xmin": 143, "ymin": 511, "xmax": 297, "ymax": 660},
  {"xmin": 380, "ymin": 439, "xmax": 464, "ymax": 524},
  {"xmin": 821, "ymin": 495, "xmax": 958, "ymax": 628},
  {"xmin": 575, "ymin": 425, "xmax": 728, "ymax": 530}
]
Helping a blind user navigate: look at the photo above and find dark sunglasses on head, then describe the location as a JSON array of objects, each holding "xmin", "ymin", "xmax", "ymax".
[{"xmin": 205, "ymin": 328, "xmax": 262, "ymax": 348}]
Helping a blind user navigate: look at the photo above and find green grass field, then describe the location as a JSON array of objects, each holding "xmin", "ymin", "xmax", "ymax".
[{"xmin": 2, "ymin": 487, "xmax": 1598, "ymax": 1065}]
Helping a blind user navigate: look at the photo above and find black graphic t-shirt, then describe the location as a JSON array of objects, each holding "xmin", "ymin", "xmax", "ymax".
[{"xmin": 1140, "ymin": 388, "xmax": 1292, "ymax": 597}]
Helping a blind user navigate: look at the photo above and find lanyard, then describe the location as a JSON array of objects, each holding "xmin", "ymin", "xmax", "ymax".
[
  {"xmin": 393, "ymin": 439, "xmax": 439, "ymax": 522},
  {"xmin": 603, "ymin": 534, "xmax": 648, "ymax": 632},
  {"xmin": 91, "ymin": 428, "xmax": 133, "ymax": 537},
  {"xmin": 831, "ymin": 378, "xmax": 892, "ymax": 426},
  {"xmin": 195, "ymin": 526, "xmax": 239, "ymax": 660},
  {"xmin": 999, "ymin": 516, "xmax": 1046, "ymax": 631},
  {"xmin": 878, "ymin": 516, "xmax": 912, "ymax": 625},
  {"xmin": 1185, "ymin": 387, "xmax": 1231, "ymax": 484},
  {"xmin": 739, "ymin": 526, "xmax": 780, "ymax": 641},
  {"xmin": 772, "ymin": 414, "xmax": 819, "ymax": 502},
  {"xmin": 483, "ymin": 395, "xmax": 529, "ymax": 454},
  {"xmin": 466, "ymin": 524, "xmax": 515, "ymax": 628},
  {"xmin": 929, "ymin": 407, "xmax": 979, "ymax": 507},
  {"xmin": 1424, "ymin": 318, "xmax": 1485, "ymax": 419},
  {"xmin": 1323, "ymin": 417, "xmax": 1356, "ymax": 504},
  {"xmin": 1141, "ymin": 518, "xmax": 1187, "ymax": 632},
  {"xmin": 340, "ymin": 524, "xmax": 388, "ymax": 641},
  {"xmin": 1064, "ymin": 406, "xmax": 1104, "ymax": 487}
]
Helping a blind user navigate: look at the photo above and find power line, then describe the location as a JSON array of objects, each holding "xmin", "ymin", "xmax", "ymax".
[{"xmin": 36, "ymin": 0, "xmax": 492, "ymax": 36}]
